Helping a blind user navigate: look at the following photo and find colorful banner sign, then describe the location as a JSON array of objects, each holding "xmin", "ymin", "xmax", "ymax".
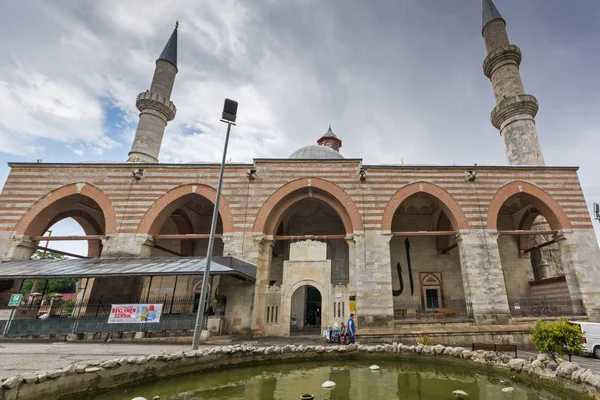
[{"xmin": 108, "ymin": 304, "xmax": 163, "ymax": 324}]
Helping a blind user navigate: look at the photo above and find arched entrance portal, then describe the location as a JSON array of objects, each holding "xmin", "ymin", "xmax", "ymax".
[
  {"xmin": 17, "ymin": 192, "xmax": 108, "ymax": 259},
  {"xmin": 290, "ymin": 285, "xmax": 322, "ymax": 335},
  {"xmin": 148, "ymin": 193, "xmax": 224, "ymax": 258},
  {"xmin": 270, "ymin": 197, "xmax": 349, "ymax": 286},
  {"xmin": 7, "ymin": 183, "xmax": 115, "ymax": 308},
  {"xmin": 490, "ymin": 182, "xmax": 581, "ymax": 315},
  {"xmin": 385, "ymin": 185, "xmax": 469, "ymax": 322},
  {"xmin": 252, "ymin": 179, "xmax": 358, "ymax": 337}
]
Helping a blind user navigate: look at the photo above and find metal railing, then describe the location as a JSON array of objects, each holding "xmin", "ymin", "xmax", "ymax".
[
  {"xmin": 0, "ymin": 296, "xmax": 210, "ymax": 338},
  {"xmin": 508, "ymin": 297, "xmax": 584, "ymax": 318},
  {"xmin": 393, "ymin": 299, "xmax": 473, "ymax": 321}
]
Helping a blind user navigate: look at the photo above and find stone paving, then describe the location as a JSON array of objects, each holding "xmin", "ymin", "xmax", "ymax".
[
  {"xmin": 0, "ymin": 337, "xmax": 324, "ymax": 379},
  {"xmin": 0, "ymin": 339, "xmax": 598, "ymax": 380}
]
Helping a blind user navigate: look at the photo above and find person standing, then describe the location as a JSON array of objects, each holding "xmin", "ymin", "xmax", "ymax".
[{"xmin": 346, "ymin": 313, "xmax": 356, "ymax": 345}]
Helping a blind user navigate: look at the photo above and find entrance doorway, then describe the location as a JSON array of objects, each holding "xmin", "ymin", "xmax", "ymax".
[
  {"xmin": 290, "ymin": 285, "xmax": 322, "ymax": 334},
  {"xmin": 424, "ymin": 287, "xmax": 441, "ymax": 311},
  {"xmin": 420, "ymin": 272, "xmax": 443, "ymax": 312}
]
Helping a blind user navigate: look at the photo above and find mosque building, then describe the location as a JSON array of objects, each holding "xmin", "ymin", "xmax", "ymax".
[{"xmin": 0, "ymin": 0, "xmax": 598, "ymax": 339}]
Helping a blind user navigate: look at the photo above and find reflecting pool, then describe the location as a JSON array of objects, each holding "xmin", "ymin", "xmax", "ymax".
[{"xmin": 76, "ymin": 358, "xmax": 590, "ymax": 400}]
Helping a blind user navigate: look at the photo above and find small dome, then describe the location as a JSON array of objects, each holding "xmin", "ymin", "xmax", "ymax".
[{"xmin": 288, "ymin": 145, "xmax": 345, "ymax": 160}]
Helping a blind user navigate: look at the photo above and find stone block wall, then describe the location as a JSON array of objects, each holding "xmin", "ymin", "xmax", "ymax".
[
  {"xmin": 390, "ymin": 236, "xmax": 465, "ymax": 306},
  {"xmin": 529, "ymin": 277, "xmax": 569, "ymax": 300},
  {"xmin": 0, "ymin": 161, "xmax": 597, "ymax": 329},
  {"xmin": 497, "ymin": 235, "xmax": 534, "ymax": 300}
]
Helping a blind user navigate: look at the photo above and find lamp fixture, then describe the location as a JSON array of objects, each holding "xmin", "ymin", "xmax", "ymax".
[
  {"xmin": 465, "ymin": 170, "xmax": 477, "ymax": 182},
  {"xmin": 359, "ymin": 168, "xmax": 367, "ymax": 181},
  {"xmin": 247, "ymin": 167, "xmax": 257, "ymax": 180},
  {"xmin": 132, "ymin": 169, "xmax": 144, "ymax": 180}
]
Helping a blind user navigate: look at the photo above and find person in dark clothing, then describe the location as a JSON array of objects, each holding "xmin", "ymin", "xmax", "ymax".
[{"xmin": 346, "ymin": 313, "xmax": 356, "ymax": 345}]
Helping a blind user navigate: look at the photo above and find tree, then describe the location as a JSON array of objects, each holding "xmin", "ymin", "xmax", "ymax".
[
  {"xmin": 531, "ymin": 318, "xmax": 585, "ymax": 362},
  {"xmin": 19, "ymin": 251, "xmax": 79, "ymax": 294},
  {"xmin": 31, "ymin": 250, "xmax": 65, "ymax": 260}
]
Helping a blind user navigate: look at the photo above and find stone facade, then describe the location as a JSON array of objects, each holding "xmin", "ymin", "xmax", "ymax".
[
  {"xmin": 0, "ymin": 4, "xmax": 599, "ymax": 338},
  {"xmin": 0, "ymin": 162, "xmax": 598, "ymax": 336}
]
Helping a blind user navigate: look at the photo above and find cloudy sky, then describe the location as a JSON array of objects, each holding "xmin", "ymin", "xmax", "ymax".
[{"xmin": 0, "ymin": 0, "xmax": 598, "ymax": 255}]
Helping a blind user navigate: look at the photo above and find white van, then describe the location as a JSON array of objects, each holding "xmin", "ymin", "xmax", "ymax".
[{"xmin": 570, "ymin": 321, "xmax": 600, "ymax": 359}]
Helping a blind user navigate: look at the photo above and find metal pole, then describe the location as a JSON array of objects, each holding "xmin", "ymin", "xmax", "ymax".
[
  {"xmin": 1, "ymin": 280, "xmax": 25, "ymax": 338},
  {"xmin": 192, "ymin": 122, "xmax": 232, "ymax": 349},
  {"xmin": 31, "ymin": 230, "xmax": 52, "ymax": 294},
  {"xmin": 169, "ymin": 275, "xmax": 178, "ymax": 314}
]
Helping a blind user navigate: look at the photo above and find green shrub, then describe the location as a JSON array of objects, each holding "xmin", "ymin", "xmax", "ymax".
[
  {"xmin": 415, "ymin": 334, "xmax": 435, "ymax": 346},
  {"xmin": 531, "ymin": 318, "xmax": 585, "ymax": 362}
]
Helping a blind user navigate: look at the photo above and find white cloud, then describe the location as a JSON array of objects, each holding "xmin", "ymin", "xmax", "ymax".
[{"xmin": 0, "ymin": 0, "xmax": 598, "ymax": 244}]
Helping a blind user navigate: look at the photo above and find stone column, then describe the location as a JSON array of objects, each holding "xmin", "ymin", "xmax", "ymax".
[
  {"xmin": 354, "ymin": 232, "xmax": 394, "ymax": 329},
  {"xmin": 242, "ymin": 233, "xmax": 262, "ymax": 265},
  {"xmin": 0, "ymin": 235, "xmax": 38, "ymax": 260},
  {"xmin": 558, "ymin": 229, "xmax": 600, "ymax": 320},
  {"xmin": 457, "ymin": 230, "xmax": 511, "ymax": 324},
  {"xmin": 250, "ymin": 237, "xmax": 274, "ymax": 335},
  {"xmin": 100, "ymin": 234, "xmax": 154, "ymax": 258},
  {"xmin": 346, "ymin": 236, "xmax": 357, "ymax": 290},
  {"xmin": 221, "ymin": 232, "xmax": 246, "ymax": 259}
]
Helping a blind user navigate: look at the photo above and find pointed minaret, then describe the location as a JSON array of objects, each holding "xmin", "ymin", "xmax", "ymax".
[
  {"xmin": 128, "ymin": 23, "xmax": 179, "ymax": 163},
  {"xmin": 317, "ymin": 125, "xmax": 342, "ymax": 152},
  {"xmin": 482, "ymin": 0, "xmax": 545, "ymax": 166}
]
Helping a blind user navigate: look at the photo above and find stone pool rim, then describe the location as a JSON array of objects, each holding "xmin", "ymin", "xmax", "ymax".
[{"xmin": 0, "ymin": 343, "xmax": 598, "ymax": 400}]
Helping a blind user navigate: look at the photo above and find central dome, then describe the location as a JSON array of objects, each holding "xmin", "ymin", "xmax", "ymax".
[{"xmin": 288, "ymin": 144, "xmax": 345, "ymax": 160}]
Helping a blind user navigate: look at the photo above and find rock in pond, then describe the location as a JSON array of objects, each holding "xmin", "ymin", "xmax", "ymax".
[{"xmin": 322, "ymin": 380, "xmax": 336, "ymax": 389}]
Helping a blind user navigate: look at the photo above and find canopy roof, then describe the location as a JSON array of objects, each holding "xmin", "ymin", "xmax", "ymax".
[{"xmin": 0, "ymin": 256, "xmax": 256, "ymax": 281}]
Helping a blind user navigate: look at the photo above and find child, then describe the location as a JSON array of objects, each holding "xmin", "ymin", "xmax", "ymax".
[{"xmin": 339, "ymin": 321, "xmax": 347, "ymax": 344}]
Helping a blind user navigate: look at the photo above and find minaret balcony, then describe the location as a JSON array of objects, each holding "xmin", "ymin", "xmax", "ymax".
[
  {"xmin": 483, "ymin": 44, "xmax": 522, "ymax": 78},
  {"xmin": 136, "ymin": 90, "xmax": 177, "ymax": 121},
  {"xmin": 490, "ymin": 94, "xmax": 539, "ymax": 129}
]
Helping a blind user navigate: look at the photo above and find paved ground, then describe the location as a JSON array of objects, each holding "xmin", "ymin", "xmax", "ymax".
[
  {"xmin": 0, "ymin": 337, "xmax": 324, "ymax": 379},
  {"xmin": 0, "ymin": 340, "xmax": 598, "ymax": 380}
]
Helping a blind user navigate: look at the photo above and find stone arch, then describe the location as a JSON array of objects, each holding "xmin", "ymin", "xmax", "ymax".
[
  {"xmin": 516, "ymin": 208, "xmax": 541, "ymax": 250},
  {"xmin": 137, "ymin": 184, "xmax": 235, "ymax": 235},
  {"xmin": 46, "ymin": 210, "xmax": 104, "ymax": 257},
  {"xmin": 381, "ymin": 181, "xmax": 469, "ymax": 232},
  {"xmin": 486, "ymin": 181, "xmax": 571, "ymax": 231},
  {"xmin": 284, "ymin": 280, "xmax": 327, "ymax": 336},
  {"xmin": 13, "ymin": 183, "xmax": 117, "ymax": 236},
  {"xmin": 253, "ymin": 178, "xmax": 363, "ymax": 236},
  {"xmin": 286, "ymin": 279, "xmax": 326, "ymax": 299}
]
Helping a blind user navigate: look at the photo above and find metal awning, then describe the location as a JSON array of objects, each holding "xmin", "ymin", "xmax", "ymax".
[{"xmin": 0, "ymin": 256, "xmax": 256, "ymax": 281}]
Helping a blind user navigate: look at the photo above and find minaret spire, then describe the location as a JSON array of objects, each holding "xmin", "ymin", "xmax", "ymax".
[
  {"xmin": 481, "ymin": 1, "xmax": 545, "ymax": 166},
  {"xmin": 158, "ymin": 21, "xmax": 178, "ymax": 69},
  {"xmin": 127, "ymin": 23, "xmax": 179, "ymax": 163},
  {"xmin": 482, "ymin": 0, "xmax": 504, "ymax": 32}
]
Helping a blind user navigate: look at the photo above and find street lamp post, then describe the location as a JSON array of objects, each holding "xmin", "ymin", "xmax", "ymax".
[{"xmin": 192, "ymin": 99, "xmax": 238, "ymax": 350}]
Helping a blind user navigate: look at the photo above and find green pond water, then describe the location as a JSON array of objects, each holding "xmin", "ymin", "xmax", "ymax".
[{"xmin": 77, "ymin": 358, "xmax": 589, "ymax": 400}]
